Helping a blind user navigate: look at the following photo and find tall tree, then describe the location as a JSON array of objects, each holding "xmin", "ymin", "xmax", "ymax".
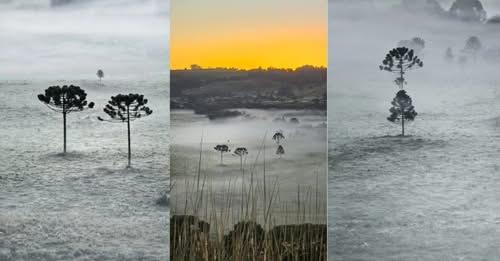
[
  {"xmin": 214, "ymin": 145, "xmax": 230, "ymax": 165},
  {"xmin": 463, "ymin": 36, "xmax": 482, "ymax": 62},
  {"xmin": 98, "ymin": 93, "xmax": 153, "ymax": 167},
  {"xmin": 380, "ymin": 47, "xmax": 423, "ymax": 89},
  {"xmin": 38, "ymin": 85, "xmax": 94, "ymax": 154},
  {"xmin": 387, "ymin": 90, "xmax": 417, "ymax": 136},
  {"xmin": 233, "ymin": 147, "xmax": 248, "ymax": 170},
  {"xmin": 272, "ymin": 131, "xmax": 285, "ymax": 145},
  {"xmin": 97, "ymin": 69, "xmax": 104, "ymax": 82}
]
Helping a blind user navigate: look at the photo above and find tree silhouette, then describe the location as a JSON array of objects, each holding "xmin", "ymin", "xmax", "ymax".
[
  {"xmin": 449, "ymin": 0, "xmax": 486, "ymax": 22},
  {"xmin": 38, "ymin": 85, "xmax": 94, "ymax": 154},
  {"xmin": 233, "ymin": 147, "xmax": 248, "ymax": 170},
  {"xmin": 387, "ymin": 90, "xmax": 417, "ymax": 136},
  {"xmin": 463, "ymin": 36, "xmax": 482, "ymax": 62},
  {"xmin": 380, "ymin": 47, "xmax": 423, "ymax": 89},
  {"xmin": 445, "ymin": 47, "xmax": 454, "ymax": 63},
  {"xmin": 214, "ymin": 145, "xmax": 230, "ymax": 165},
  {"xmin": 98, "ymin": 93, "xmax": 153, "ymax": 167},
  {"xmin": 276, "ymin": 145, "xmax": 285, "ymax": 158},
  {"xmin": 97, "ymin": 69, "xmax": 104, "ymax": 82},
  {"xmin": 272, "ymin": 131, "xmax": 285, "ymax": 145}
]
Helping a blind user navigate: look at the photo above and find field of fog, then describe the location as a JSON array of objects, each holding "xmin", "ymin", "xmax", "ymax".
[
  {"xmin": 171, "ymin": 109, "xmax": 327, "ymax": 227},
  {"xmin": 0, "ymin": 1, "xmax": 169, "ymax": 260},
  {"xmin": 329, "ymin": 1, "xmax": 500, "ymax": 260}
]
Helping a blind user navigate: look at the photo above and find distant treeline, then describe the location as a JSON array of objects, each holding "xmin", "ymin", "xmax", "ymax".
[{"xmin": 171, "ymin": 65, "xmax": 326, "ymax": 97}]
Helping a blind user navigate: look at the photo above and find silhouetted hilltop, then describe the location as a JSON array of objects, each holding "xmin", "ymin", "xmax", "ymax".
[{"xmin": 171, "ymin": 66, "xmax": 327, "ymax": 114}]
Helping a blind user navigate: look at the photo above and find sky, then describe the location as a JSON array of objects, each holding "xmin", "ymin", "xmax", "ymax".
[{"xmin": 171, "ymin": 0, "xmax": 326, "ymax": 70}]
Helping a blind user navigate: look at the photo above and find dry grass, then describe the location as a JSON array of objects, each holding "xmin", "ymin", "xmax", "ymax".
[{"xmin": 170, "ymin": 135, "xmax": 327, "ymax": 260}]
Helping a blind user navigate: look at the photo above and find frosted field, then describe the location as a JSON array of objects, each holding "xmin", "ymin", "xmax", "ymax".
[
  {"xmin": 329, "ymin": 1, "xmax": 500, "ymax": 260},
  {"xmin": 0, "ymin": 1, "xmax": 170, "ymax": 260}
]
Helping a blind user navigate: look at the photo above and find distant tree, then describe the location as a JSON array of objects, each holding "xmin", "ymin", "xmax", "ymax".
[
  {"xmin": 445, "ymin": 47, "xmax": 455, "ymax": 63},
  {"xmin": 290, "ymin": 117, "xmax": 300, "ymax": 124},
  {"xmin": 449, "ymin": 0, "xmax": 486, "ymax": 22},
  {"xmin": 398, "ymin": 37, "xmax": 426, "ymax": 55},
  {"xmin": 214, "ymin": 145, "xmax": 230, "ymax": 165},
  {"xmin": 463, "ymin": 36, "xmax": 483, "ymax": 62},
  {"xmin": 276, "ymin": 145, "xmax": 285, "ymax": 158},
  {"xmin": 190, "ymin": 64, "xmax": 203, "ymax": 70},
  {"xmin": 97, "ymin": 69, "xmax": 104, "ymax": 82},
  {"xmin": 380, "ymin": 47, "xmax": 424, "ymax": 89},
  {"xmin": 233, "ymin": 147, "xmax": 248, "ymax": 170},
  {"xmin": 38, "ymin": 85, "xmax": 94, "ymax": 154},
  {"xmin": 387, "ymin": 90, "xmax": 417, "ymax": 136},
  {"xmin": 272, "ymin": 131, "xmax": 285, "ymax": 145},
  {"xmin": 98, "ymin": 93, "xmax": 153, "ymax": 167}
]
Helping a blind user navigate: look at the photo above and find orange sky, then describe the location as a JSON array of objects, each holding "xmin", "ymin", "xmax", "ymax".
[{"xmin": 171, "ymin": 0, "xmax": 326, "ymax": 70}]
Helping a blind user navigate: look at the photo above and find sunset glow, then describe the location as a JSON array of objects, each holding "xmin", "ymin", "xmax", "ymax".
[{"xmin": 171, "ymin": 0, "xmax": 326, "ymax": 70}]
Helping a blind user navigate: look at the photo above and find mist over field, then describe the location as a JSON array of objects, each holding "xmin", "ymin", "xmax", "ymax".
[
  {"xmin": 0, "ymin": 1, "xmax": 169, "ymax": 260},
  {"xmin": 329, "ymin": 0, "xmax": 500, "ymax": 260}
]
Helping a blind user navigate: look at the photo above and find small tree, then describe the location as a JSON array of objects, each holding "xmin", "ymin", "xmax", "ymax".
[
  {"xmin": 233, "ymin": 147, "xmax": 248, "ymax": 170},
  {"xmin": 463, "ymin": 36, "xmax": 482, "ymax": 62},
  {"xmin": 98, "ymin": 93, "xmax": 152, "ymax": 167},
  {"xmin": 38, "ymin": 85, "xmax": 94, "ymax": 154},
  {"xmin": 272, "ymin": 131, "xmax": 285, "ymax": 145},
  {"xmin": 97, "ymin": 69, "xmax": 104, "ymax": 82},
  {"xmin": 276, "ymin": 145, "xmax": 285, "ymax": 158},
  {"xmin": 387, "ymin": 90, "xmax": 417, "ymax": 136},
  {"xmin": 380, "ymin": 47, "xmax": 423, "ymax": 89},
  {"xmin": 445, "ymin": 47, "xmax": 454, "ymax": 63},
  {"xmin": 214, "ymin": 145, "xmax": 230, "ymax": 165}
]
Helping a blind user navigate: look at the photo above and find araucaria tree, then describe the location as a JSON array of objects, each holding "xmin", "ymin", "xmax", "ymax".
[
  {"xmin": 97, "ymin": 69, "xmax": 104, "ymax": 82},
  {"xmin": 272, "ymin": 131, "xmax": 285, "ymax": 145},
  {"xmin": 276, "ymin": 145, "xmax": 285, "ymax": 158},
  {"xmin": 387, "ymin": 90, "xmax": 417, "ymax": 136},
  {"xmin": 214, "ymin": 145, "xmax": 230, "ymax": 165},
  {"xmin": 233, "ymin": 147, "xmax": 248, "ymax": 170},
  {"xmin": 98, "ymin": 93, "xmax": 152, "ymax": 167},
  {"xmin": 380, "ymin": 47, "xmax": 423, "ymax": 89},
  {"xmin": 38, "ymin": 85, "xmax": 94, "ymax": 154}
]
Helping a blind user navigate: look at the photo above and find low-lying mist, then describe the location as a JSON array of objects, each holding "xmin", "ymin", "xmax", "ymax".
[{"xmin": 0, "ymin": 0, "xmax": 169, "ymax": 80}]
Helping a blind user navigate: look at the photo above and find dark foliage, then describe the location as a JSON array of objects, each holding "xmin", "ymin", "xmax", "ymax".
[
  {"xmin": 388, "ymin": 90, "xmax": 417, "ymax": 123},
  {"xmin": 276, "ymin": 145, "xmax": 285, "ymax": 158},
  {"xmin": 98, "ymin": 93, "xmax": 152, "ymax": 122},
  {"xmin": 38, "ymin": 85, "xmax": 94, "ymax": 113},
  {"xmin": 38, "ymin": 85, "xmax": 94, "ymax": 153},
  {"xmin": 380, "ymin": 47, "xmax": 423, "ymax": 89},
  {"xmin": 272, "ymin": 131, "xmax": 285, "ymax": 145},
  {"xmin": 98, "ymin": 93, "xmax": 152, "ymax": 167},
  {"xmin": 214, "ymin": 144, "xmax": 230, "ymax": 165}
]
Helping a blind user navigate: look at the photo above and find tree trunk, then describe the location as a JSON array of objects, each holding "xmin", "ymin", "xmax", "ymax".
[
  {"xmin": 220, "ymin": 151, "xmax": 223, "ymax": 165},
  {"xmin": 127, "ymin": 106, "xmax": 131, "ymax": 168},
  {"xmin": 401, "ymin": 116, "xmax": 405, "ymax": 137},
  {"xmin": 240, "ymin": 156, "xmax": 243, "ymax": 170},
  {"xmin": 63, "ymin": 112, "xmax": 67, "ymax": 154}
]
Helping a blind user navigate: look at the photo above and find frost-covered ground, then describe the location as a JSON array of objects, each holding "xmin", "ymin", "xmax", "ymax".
[
  {"xmin": 329, "ymin": 2, "xmax": 500, "ymax": 260},
  {"xmin": 0, "ymin": 1, "xmax": 169, "ymax": 260}
]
